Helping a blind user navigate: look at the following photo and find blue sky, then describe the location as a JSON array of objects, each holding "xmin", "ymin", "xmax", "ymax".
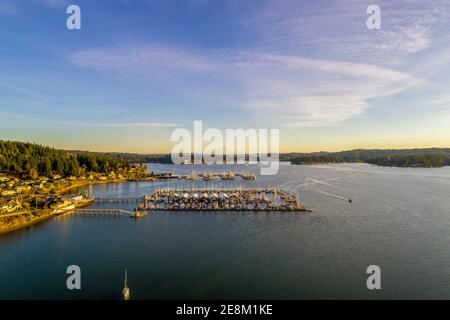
[{"xmin": 1, "ymin": 0, "xmax": 450, "ymax": 152}]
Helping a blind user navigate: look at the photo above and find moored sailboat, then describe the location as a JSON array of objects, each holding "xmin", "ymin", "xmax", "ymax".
[{"xmin": 123, "ymin": 269, "xmax": 130, "ymax": 300}]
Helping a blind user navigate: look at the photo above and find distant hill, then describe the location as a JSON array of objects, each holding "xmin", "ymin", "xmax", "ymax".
[
  {"xmin": 67, "ymin": 150, "xmax": 173, "ymax": 164},
  {"xmin": 280, "ymin": 148, "xmax": 450, "ymax": 167}
]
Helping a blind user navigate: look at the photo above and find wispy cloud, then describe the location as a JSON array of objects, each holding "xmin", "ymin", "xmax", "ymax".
[
  {"xmin": 69, "ymin": 44, "xmax": 218, "ymax": 77},
  {"xmin": 66, "ymin": 0, "xmax": 450, "ymax": 127},
  {"xmin": 241, "ymin": 0, "xmax": 450, "ymax": 62},
  {"xmin": 0, "ymin": 111, "xmax": 178, "ymax": 128},
  {"xmin": 68, "ymin": 44, "xmax": 422, "ymax": 127}
]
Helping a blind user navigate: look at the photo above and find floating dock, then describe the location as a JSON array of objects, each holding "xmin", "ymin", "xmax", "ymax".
[{"xmin": 136, "ymin": 188, "xmax": 308, "ymax": 212}]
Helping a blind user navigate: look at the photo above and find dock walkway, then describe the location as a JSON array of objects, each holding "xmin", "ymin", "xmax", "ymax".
[{"xmin": 74, "ymin": 208, "xmax": 147, "ymax": 218}]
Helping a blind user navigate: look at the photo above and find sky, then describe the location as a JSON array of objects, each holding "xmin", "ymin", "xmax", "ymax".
[{"xmin": 1, "ymin": 0, "xmax": 450, "ymax": 153}]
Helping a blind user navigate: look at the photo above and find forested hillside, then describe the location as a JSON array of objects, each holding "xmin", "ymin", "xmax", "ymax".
[{"xmin": 0, "ymin": 141, "xmax": 130, "ymax": 178}]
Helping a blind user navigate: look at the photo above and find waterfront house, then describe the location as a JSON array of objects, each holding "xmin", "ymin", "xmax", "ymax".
[{"xmin": 1, "ymin": 190, "xmax": 16, "ymax": 197}]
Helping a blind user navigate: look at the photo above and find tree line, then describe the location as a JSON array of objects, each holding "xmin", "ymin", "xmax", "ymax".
[
  {"xmin": 0, "ymin": 141, "xmax": 131, "ymax": 179},
  {"xmin": 68, "ymin": 150, "xmax": 173, "ymax": 164}
]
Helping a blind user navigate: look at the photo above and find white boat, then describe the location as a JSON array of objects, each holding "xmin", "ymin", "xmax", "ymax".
[
  {"xmin": 202, "ymin": 171, "xmax": 214, "ymax": 181},
  {"xmin": 186, "ymin": 172, "xmax": 197, "ymax": 180}
]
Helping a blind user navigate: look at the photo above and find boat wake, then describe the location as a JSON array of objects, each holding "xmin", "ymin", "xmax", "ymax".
[{"xmin": 312, "ymin": 188, "xmax": 351, "ymax": 202}]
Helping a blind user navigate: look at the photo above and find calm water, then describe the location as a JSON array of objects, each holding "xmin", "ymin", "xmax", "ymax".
[{"xmin": 1, "ymin": 163, "xmax": 449, "ymax": 299}]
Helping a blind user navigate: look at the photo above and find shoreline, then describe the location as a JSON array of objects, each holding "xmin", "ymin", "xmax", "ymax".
[
  {"xmin": 0, "ymin": 212, "xmax": 57, "ymax": 234},
  {"xmin": 0, "ymin": 179, "xmax": 154, "ymax": 235}
]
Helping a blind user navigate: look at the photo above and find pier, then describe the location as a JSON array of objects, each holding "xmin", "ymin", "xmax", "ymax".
[{"xmin": 73, "ymin": 208, "xmax": 147, "ymax": 218}]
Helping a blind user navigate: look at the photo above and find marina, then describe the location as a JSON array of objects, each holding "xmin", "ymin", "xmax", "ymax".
[{"xmin": 136, "ymin": 188, "xmax": 308, "ymax": 212}]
